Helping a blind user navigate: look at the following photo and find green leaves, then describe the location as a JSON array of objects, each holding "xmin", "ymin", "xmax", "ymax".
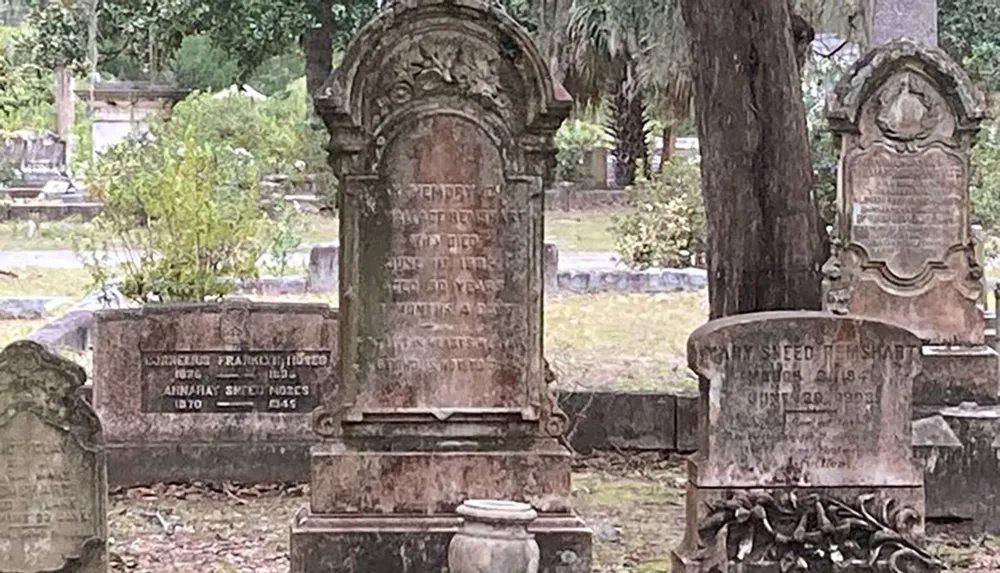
[
  {"xmin": 611, "ymin": 155, "xmax": 705, "ymax": 270},
  {"xmin": 77, "ymin": 88, "xmax": 324, "ymax": 304}
]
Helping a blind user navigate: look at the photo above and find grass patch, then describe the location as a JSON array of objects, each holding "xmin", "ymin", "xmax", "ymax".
[
  {"xmin": 0, "ymin": 218, "xmax": 91, "ymax": 250},
  {"xmin": 0, "ymin": 267, "xmax": 95, "ymax": 298},
  {"xmin": 545, "ymin": 292, "xmax": 707, "ymax": 393},
  {"xmin": 546, "ymin": 211, "xmax": 617, "ymax": 251},
  {"xmin": 299, "ymin": 213, "xmax": 339, "ymax": 246},
  {"xmin": 573, "ymin": 459, "xmax": 686, "ymax": 572},
  {"xmin": 0, "ymin": 318, "xmax": 49, "ymax": 347}
]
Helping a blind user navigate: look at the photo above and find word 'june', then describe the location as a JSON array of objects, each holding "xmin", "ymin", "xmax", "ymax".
[{"xmin": 700, "ymin": 342, "xmax": 921, "ymax": 364}]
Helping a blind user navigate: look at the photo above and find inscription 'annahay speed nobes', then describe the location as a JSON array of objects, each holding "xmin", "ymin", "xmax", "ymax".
[{"xmin": 141, "ymin": 350, "xmax": 332, "ymax": 414}]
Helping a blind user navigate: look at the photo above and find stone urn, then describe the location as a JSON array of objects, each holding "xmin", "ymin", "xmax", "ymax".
[{"xmin": 448, "ymin": 500, "xmax": 540, "ymax": 573}]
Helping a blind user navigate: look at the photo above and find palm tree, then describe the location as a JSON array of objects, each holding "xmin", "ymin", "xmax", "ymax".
[
  {"xmin": 637, "ymin": 0, "xmax": 692, "ymax": 168},
  {"xmin": 566, "ymin": 0, "xmax": 650, "ymax": 187}
]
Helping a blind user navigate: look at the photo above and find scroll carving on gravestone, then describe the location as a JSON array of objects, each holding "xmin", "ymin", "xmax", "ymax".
[
  {"xmin": 311, "ymin": 0, "xmax": 572, "ymax": 439},
  {"xmin": 693, "ymin": 491, "xmax": 943, "ymax": 573},
  {"xmin": 0, "ymin": 340, "xmax": 107, "ymax": 573},
  {"xmin": 823, "ymin": 40, "xmax": 987, "ymax": 344}
]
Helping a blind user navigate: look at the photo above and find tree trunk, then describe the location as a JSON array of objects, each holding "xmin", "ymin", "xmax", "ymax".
[
  {"xmin": 303, "ymin": 2, "xmax": 334, "ymax": 100},
  {"xmin": 680, "ymin": 0, "xmax": 823, "ymax": 319},
  {"xmin": 610, "ymin": 67, "xmax": 648, "ymax": 187},
  {"xmin": 658, "ymin": 123, "xmax": 675, "ymax": 172}
]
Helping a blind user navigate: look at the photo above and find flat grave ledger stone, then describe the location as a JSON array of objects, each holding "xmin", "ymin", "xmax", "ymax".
[
  {"xmin": 289, "ymin": 2, "xmax": 591, "ymax": 572},
  {"xmin": 93, "ymin": 300, "xmax": 337, "ymax": 486},
  {"xmin": 0, "ymin": 340, "xmax": 107, "ymax": 573},
  {"xmin": 671, "ymin": 311, "xmax": 941, "ymax": 573}
]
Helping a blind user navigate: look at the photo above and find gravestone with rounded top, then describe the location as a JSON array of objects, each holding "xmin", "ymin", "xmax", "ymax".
[
  {"xmin": 289, "ymin": 1, "xmax": 590, "ymax": 572},
  {"xmin": 0, "ymin": 340, "xmax": 107, "ymax": 573},
  {"xmin": 671, "ymin": 312, "xmax": 940, "ymax": 573},
  {"xmin": 822, "ymin": 40, "xmax": 998, "ymax": 408}
]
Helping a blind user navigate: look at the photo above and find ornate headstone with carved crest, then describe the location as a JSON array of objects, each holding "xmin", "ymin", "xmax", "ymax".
[
  {"xmin": 289, "ymin": 1, "xmax": 591, "ymax": 571},
  {"xmin": 822, "ymin": 40, "xmax": 998, "ymax": 407}
]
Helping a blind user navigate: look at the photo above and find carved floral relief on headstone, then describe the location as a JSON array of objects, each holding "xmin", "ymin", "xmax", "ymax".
[
  {"xmin": 0, "ymin": 340, "xmax": 107, "ymax": 573},
  {"xmin": 823, "ymin": 40, "xmax": 988, "ymax": 345}
]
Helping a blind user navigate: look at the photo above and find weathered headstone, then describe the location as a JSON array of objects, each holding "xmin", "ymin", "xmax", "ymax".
[
  {"xmin": 306, "ymin": 243, "xmax": 339, "ymax": 293},
  {"xmin": 672, "ymin": 312, "xmax": 939, "ymax": 572},
  {"xmin": 290, "ymin": 2, "xmax": 590, "ymax": 572},
  {"xmin": 823, "ymin": 40, "xmax": 997, "ymax": 406},
  {"xmin": 93, "ymin": 299, "xmax": 336, "ymax": 486},
  {"xmin": 0, "ymin": 340, "xmax": 107, "ymax": 573},
  {"xmin": 869, "ymin": 0, "xmax": 938, "ymax": 47}
]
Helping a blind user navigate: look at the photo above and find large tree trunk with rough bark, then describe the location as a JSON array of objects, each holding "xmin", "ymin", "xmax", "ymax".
[{"xmin": 681, "ymin": 0, "xmax": 823, "ymax": 319}]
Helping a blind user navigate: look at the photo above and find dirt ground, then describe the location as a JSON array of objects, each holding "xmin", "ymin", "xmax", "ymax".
[{"xmin": 107, "ymin": 455, "xmax": 1000, "ymax": 573}]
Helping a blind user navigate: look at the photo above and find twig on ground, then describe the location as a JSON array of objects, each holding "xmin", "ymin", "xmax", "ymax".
[{"xmin": 136, "ymin": 509, "xmax": 175, "ymax": 535}]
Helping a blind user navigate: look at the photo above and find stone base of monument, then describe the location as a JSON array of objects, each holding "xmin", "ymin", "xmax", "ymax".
[
  {"xmin": 914, "ymin": 405, "xmax": 1000, "ymax": 532},
  {"xmin": 289, "ymin": 512, "xmax": 591, "ymax": 573},
  {"xmin": 307, "ymin": 443, "xmax": 574, "ymax": 513},
  {"xmin": 915, "ymin": 345, "xmax": 1000, "ymax": 407},
  {"xmin": 671, "ymin": 484, "xmax": 929, "ymax": 573},
  {"xmin": 105, "ymin": 440, "xmax": 316, "ymax": 487}
]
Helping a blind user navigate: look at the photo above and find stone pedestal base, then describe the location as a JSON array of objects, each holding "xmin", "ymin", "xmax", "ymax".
[
  {"xmin": 914, "ymin": 405, "xmax": 1000, "ymax": 531},
  {"xmin": 672, "ymin": 484, "xmax": 928, "ymax": 573},
  {"xmin": 309, "ymin": 443, "xmax": 573, "ymax": 514},
  {"xmin": 289, "ymin": 511, "xmax": 592, "ymax": 573},
  {"xmin": 915, "ymin": 345, "xmax": 999, "ymax": 408},
  {"xmin": 106, "ymin": 440, "xmax": 314, "ymax": 487}
]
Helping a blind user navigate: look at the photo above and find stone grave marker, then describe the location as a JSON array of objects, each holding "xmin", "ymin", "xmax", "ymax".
[
  {"xmin": 671, "ymin": 312, "xmax": 940, "ymax": 572},
  {"xmin": 289, "ymin": 1, "xmax": 590, "ymax": 572},
  {"xmin": 823, "ymin": 40, "xmax": 997, "ymax": 406},
  {"xmin": 93, "ymin": 299, "xmax": 336, "ymax": 486},
  {"xmin": 0, "ymin": 340, "xmax": 107, "ymax": 573},
  {"xmin": 869, "ymin": 0, "xmax": 938, "ymax": 47}
]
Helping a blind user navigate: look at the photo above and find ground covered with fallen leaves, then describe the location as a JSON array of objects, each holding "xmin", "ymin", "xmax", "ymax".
[{"xmin": 106, "ymin": 455, "xmax": 1000, "ymax": 573}]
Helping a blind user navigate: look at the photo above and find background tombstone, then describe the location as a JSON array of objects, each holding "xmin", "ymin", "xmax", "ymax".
[
  {"xmin": 0, "ymin": 340, "xmax": 107, "ymax": 573},
  {"xmin": 868, "ymin": 0, "xmax": 938, "ymax": 47},
  {"xmin": 93, "ymin": 299, "xmax": 336, "ymax": 486},
  {"xmin": 289, "ymin": 1, "xmax": 591, "ymax": 572},
  {"xmin": 671, "ymin": 312, "xmax": 937, "ymax": 572},
  {"xmin": 823, "ymin": 39, "xmax": 997, "ymax": 407}
]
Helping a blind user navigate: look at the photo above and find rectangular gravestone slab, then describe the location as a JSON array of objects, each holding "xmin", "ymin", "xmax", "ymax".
[
  {"xmin": 0, "ymin": 340, "xmax": 107, "ymax": 573},
  {"xmin": 93, "ymin": 300, "xmax": 336, "ymax": 486},
  {"xmin": 673, "ymin": 311, "xmax": 939, "ymax": 573}
]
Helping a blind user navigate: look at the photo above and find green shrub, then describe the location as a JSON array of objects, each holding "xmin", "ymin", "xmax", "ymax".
[
  {"xmin": 78, "ymin": 110, "xmax": 275, "ymax": 304},
  {"xmin": 611, "ymin": 156, "xmax": 705, "ymax": 269},
  {"xmin": 802, "ymin": 54, "xmax": 851, "ymax": 227},
  {"xmin": 972, "ymin": 119, "xmax": 1000, "ymax": 234},
  {"xmin": 554, "ymin": 118, "xmax": 612, "ymax": 183}
]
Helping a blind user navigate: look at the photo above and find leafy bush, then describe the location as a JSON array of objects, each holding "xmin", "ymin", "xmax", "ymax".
[
  {"xmin": 611, "ymin": 156, "xmax": 705, "ymax": 269},
  {"xmin": 554, "ymin": 118, "xmax": 612, "ymax": 183},
  {"xmin": 802, "ymin": 53, "xmax": 852, "ymax": 228},
  {"xmin": 964, "ymin": 41, "xmax": 1000, "ymax": 93},
  {"xmin": 971, "ymin": 119, "xmax": 1000, "ymax": 234},
  {"xmin": 78, "ymin": 105, "xmax": 284, "ymax": 304},
  {"xmin": 174, "ymin": 34, "xmax": 242, "ymax": 92}
]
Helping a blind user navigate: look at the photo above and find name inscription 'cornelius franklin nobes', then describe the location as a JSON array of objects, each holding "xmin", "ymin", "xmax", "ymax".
[{"xmin": 140, "ymin": 350, "xmax": 332, "ymax": 414}]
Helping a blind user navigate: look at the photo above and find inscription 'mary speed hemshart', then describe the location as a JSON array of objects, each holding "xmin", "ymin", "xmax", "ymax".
[{"xmin": 141, "ymin": 350, "xmax": 332, "ymax": 414}]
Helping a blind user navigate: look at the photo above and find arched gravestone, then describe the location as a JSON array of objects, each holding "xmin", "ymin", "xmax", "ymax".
[
  {"xmin": 290, "ymin": 2, "xmax": 591, "ymax": 572},
  {"xmin": 822, "ymin": 40, "xmax": 998, "ymax": 409},
  {"xmin": 0, "ymin": 340, "xmax": 107, "ymax": 573},
  {"xmin": 823, "ymin": 40, "xmax": 987, "ymax": 346}
]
